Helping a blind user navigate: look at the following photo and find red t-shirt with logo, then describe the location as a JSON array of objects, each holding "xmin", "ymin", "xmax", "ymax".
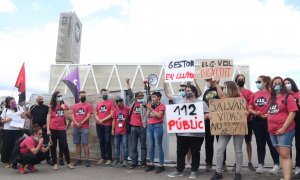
[
  {"xmin": 268, "ymin": 94, "xmax": 298, "ymax": 135},
  {"xmin": 95, "ymin": 99, "xmax": 115, "ymax": 126},
  {"xmin": 20, "ymin": 136, "xmax": 38, "ymax": 154},
  {"xmin": 249, "ymin": 90, "xmax": 270, "ymax": 115},
  {"xmin": 113, "ymin": 106, "xmax": 130, "ymax": 134},
  {"xmin": 72, "ymin": 102, "xmax": 93, "ymax": 129},
  {"xmin": 149, "ymin": 103, "xmax": 166, "ymax": 125},
  {"xmin": 130, "ymin": 102, "xmax": 143, "ymax": 127},
  {"xmin": 241, "ymin": 88, "xmax": 253, "ymax": 121},
  {"xmin": 49, "ymin": 104, "xmax": 69, "ymax": 130}
]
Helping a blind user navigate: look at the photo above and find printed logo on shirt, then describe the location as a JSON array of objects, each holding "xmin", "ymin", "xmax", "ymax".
[
  {"xmin": 268, "ymin": 103, "xmax": 279, "ymax": 115},
  {"xmin": 56, "ymin": 109, "xmax": 64, "ymax": 117},
  {"xmin": 205, "ymin": 91, "xmax": 218, "ymax": 101},
  {"xmin": 134, "ymin": 106, "xmax": 141, "ymax": 114},
  {"xmin": 100, "ymin": 105, "xmax": 107, "ymax": 113},
  {"xmin": 76, "ymin": 108, "xmax": 85, "ymax": 115},
  {"xmin": 255, "ymin": 97, "xmax": 268, "ymax": 107},
  {"xmin": 117, "ymin": 113, "xmax": 124, "ymax": 121}
]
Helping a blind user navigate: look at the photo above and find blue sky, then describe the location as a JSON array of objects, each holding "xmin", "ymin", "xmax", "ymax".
[{"xmin": 1, "ymin": 0, "xmax": 300, "ymax": 100}]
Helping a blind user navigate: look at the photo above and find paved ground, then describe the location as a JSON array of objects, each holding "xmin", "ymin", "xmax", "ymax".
[{"xmin": 0, "ymin": 161, "xmax": 285, "ymax": 180}]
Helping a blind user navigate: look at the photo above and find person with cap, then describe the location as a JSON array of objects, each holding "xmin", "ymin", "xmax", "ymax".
[
  {"xmin": 145, "ymin": 91, "xmax": 166, "ymax": 174},
  {"xmin": 111, "ymin": 96, "xmax": 130, "ymax": 167}
]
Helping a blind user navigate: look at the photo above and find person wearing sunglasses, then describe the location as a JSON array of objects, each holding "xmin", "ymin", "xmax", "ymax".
[
  {"xmin": 248, "ymin": 75, "xmax": 279, "ymax": 174},
  {"xmin": 111, "ymin": 96, "xmax": 130, "ymax": 167},
  {"xmin": 18, "ymin": 125, "xmax": 52, "ymax": 174}
]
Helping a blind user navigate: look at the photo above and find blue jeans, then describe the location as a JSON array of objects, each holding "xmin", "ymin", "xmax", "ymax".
[
  {"xmin": 114, "ymin": 134, "xmax": 128, "ymax": 160},
  {"xmin": 147, "ymin": 123, "xmax": 164, "ymax": 165},
  {"xmin": 270, "ymin": 128, "xmax": 295, "ymax": 148},
  {"xmin": 131, "ymin": 126, "xmax": 147, "ymax": 165},
  {"xmin": 96, "ymin": 125, "xmax": 112, "ymax": 160},
  {"xmin": 252, "ymin": 117, "xmax": 279, "ymax": 165}
]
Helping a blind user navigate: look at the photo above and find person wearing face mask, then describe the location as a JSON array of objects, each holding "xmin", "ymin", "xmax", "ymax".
[
  {"xmin": 30, "ymin": 95, "xmax": 51, "ymax": 165},
  {"xmin": 267, "ymin": 76, "xmax": 298, "ymax": 180},
  {"xmin": 126, "ymin": 79, "xmax": 148, "ymax": 169},
  {"xmin": 168, "ymin": 85, "xmax": 209, "ymax": 179},
  {"xmin": 145, "ymin": 91, "xmax": 166, "ymax": 173},
  {"xmin": 283, "ymin": 77, "xmax": 300, "ymax": 178},
  {"xmin": 95, "ymin": 88, "xmax": 115, "ymax": 165},
  {"xmin": 248, "ymin": 75, "xmax": 280, "ymax": 174},
  {"xmin": 111, "ymin": 96, "xmax": 130, "ymax": 167},
  {"xmin": 234, "ymin": 74, "xmax": 255, "ymax": 171},
  {"xmin": 71, "ymin": 91, "xmax": 93, "ymax": 167},
  {"xmin": 202, "ymin": 78, "xmax": 227, "ymax": 172},
  {"xmin": 18, "ymin": 125, "xmax": 52, "ymax": 174},
  {"xmin": 0, "ymin": 96, "xmax": 25, "ymax": 168},
  {"xmin": 47, "ymin": 91, "xmax": 74, "ymax": 170}
]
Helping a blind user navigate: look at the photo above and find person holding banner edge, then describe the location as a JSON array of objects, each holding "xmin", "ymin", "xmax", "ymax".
[
  {"xmin": 167, "ymin": 85, "xmax": 208, "ymax": 179},
  {"xmin": 210, "ymin": 81, "xmax": 246, "ymax": 180}
]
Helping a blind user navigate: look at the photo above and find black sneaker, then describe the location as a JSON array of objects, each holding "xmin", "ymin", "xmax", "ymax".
[
  {"xmin": 73, "ymin": 159, "xmax": 82, "ymax": 166},
  {"xmin": 206, "ymin": 164, "xmax": 212, "ymax": 172},
  {"xmin": 234, "ymin": 173, "xmax": 242, "ymax": 180},
  {"xmin": 47, "ymin": 159, "xmax": 53, "ymax": 166},
  {"xmin": 130, "ymin": 164, "xmax": 138, "ymax": 169},
  {"xmin": 155, "ymin": 166, "xmax": 165, "ymax": 174},
  {"xmin": 141, "ymin": 162, "xmax": 147, "ymax": 168},
  {"xmin": 248, "ymin": 162, "xmax": 255, "ymax": 171},
  {"xmin": 145, "ymin": 165, "xmax": 155, "ymax": 172},
  {"xmin": 85, "ymin": 160, "xmax": 90, "ymax": 167},
  {"xmin": 59, "ymin": 159, "xmax": 65, "ymax": 166},
  {"xmin": 294, "ymin": 172, "xmax": 300, "ymax": 179},
  {"xmin": 210, "ymin": 172, "xmax": 223, "ymax": 180}
]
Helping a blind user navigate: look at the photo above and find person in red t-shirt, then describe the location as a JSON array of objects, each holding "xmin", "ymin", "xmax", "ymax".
[
  {"xmin": 268, "ymin": 76, "xmax": 298, "ymax": 180},
  {"xmin": 234, "ymin": 74, "xmax": 255, "ymax": 171},
  {"xmin": 284, "ymin": 77, "xmax": 300, "ymax": 178},
  {"xmin": 71, "ymin": 90, "xmax": 93, "ymax": 167},
  {"xmin": 95, "ymin": 88, "xmax": 115, "ymax": 165},
  {"xmin": 248, "ymin": 75, "xmax": 279, "ymax": 174},
  {"xmin": 18, "ymin": 125, "xmax": 52, "ymax": 174},
  {"xmin": 111, "ymin": 96, "xmax": 130, "ymax": 167},
  {"xmin": 47, "ymin": 91, "xmax": 74, "ymax": 170}
]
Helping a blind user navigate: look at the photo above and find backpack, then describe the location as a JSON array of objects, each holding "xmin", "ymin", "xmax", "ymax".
[{"xmin": 10, "ymin": 134, "xmax": 28, "ymax": 168}]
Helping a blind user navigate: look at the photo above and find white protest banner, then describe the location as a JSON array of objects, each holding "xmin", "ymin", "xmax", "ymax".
[
  {"xmin": 10, "ymin": 116, "xmax": 25, "ymax": 128},
  {"xmin": 166, "ymin": 102, "xmax": 205, "ymax": 133},
  {"xmin": 199, "ymin": 59, "xmax": 234, "ymax": 79},
  {"xmin": 165, "ymin": 60, "xmax": 195, "ymax": 82},
  {"xmin": 209, "ymin": 97, "xmax": 248, "ymax": 135}
]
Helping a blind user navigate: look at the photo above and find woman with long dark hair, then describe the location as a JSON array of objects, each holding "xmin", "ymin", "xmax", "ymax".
[{"xmin": 47, "ymin": 91, "xmax": 74, "ymax": 170}]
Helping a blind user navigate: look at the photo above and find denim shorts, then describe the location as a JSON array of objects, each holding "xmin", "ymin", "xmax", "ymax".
[
  {"xmin": 270, "ymin": 128, "xmax": 295, "ymax": 148},
  {"xmin": 73, "ymin": 128, "xmax": 89, "ymax": 144}
]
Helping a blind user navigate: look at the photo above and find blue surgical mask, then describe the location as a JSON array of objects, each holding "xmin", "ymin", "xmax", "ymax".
[
  {"xmin": 56, "ymin": 97, "xmax": 63, "ymax": 102},
  {"xmin": 286, "ymin": 84, "xmax": 292, "ymax": 91},
  {"xmin": 256, "ymin": 83, "xmax": 263, "ymax": 90},
  {"xmin": 137, "ymin": 99, "xmax": 144, "ymax": 103},
  {"xmin": 273, "ymin": 84, "xmax": 283, "ymax": 93},
  {"xmin": 178, "ymin": 91, "xmax": 186, "ymax": 97}
]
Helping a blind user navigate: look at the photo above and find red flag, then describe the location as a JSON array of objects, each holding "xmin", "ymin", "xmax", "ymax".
[{"xmin": 15, "ymin": 63, "xmax": 26, "ymax": 105}]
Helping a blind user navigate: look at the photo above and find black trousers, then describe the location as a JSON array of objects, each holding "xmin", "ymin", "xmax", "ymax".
[
  {"xmin": 204, "ymin": 119, "xmax": 226, "ymax": 165},
  {"xmin": 50, "ymin": 129, "xmax": 70, "ymax": 165},
  {"xmin": 1, "ymin": 130, "xmax": 23, "ymax": 163},
  {"xmin": 20, "ymin": 151, "xmax": 48, "ymax": 166},
  {"xmin": 295, "ymin": 111, "xmax": 300, "ymax": 167},
  {"xmin": 177, "ymin": 136, "xmax": 204, "ymax": 172}
]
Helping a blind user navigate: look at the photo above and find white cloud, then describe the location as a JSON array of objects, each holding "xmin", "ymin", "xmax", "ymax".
[{"xmin": 0, "ymin": 0, "xmax": 17, "ymax": 13}]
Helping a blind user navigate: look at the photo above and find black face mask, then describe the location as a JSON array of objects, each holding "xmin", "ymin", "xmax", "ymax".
[
  {"xmin": 237, "ymin": 80, "xmax": 245, "ymax": 87},
  {"xmin": 38, "ymin": 101, "xmax": 44, "ymax": 105},
  {"xmin": 80, "ymin": 96, "xmax": 86, "ymax": 103}
]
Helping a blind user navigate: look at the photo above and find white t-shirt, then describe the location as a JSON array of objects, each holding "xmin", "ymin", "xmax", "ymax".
[{"xmin": 1, "ymin": 106, "xmax": 24, "ymax": 130}]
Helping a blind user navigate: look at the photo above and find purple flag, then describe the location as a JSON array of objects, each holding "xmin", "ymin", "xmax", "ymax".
[{"xmin": 62, "ymin": 67, "xmax": 80, "ymax": 103}]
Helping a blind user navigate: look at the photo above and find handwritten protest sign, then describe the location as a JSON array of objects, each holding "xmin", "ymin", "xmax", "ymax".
[
  {"xmin": 10, "ymin": 116, "xmax": 25, "ymax": 128},
  {"xmin": 165, "ymin": 60, "xmax": 195, "ymax": 82},
  {"xmin": 166, "ymin": 102, "xmax": 205, "ymax": 133},
  {"xmin": 209, "ymin": 97, "xmax": 248, "ymax": 135},
  {"xmin": 199, "ymin": 59, "xmax": 234, "ymax": 79}
]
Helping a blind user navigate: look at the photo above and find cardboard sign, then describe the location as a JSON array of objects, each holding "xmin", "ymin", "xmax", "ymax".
[
  {"xmin": 199, "ymin": 59, "xmax": 234, "ymax": 79},
  {"xmin": 166, "ymin": 102, "xmax": 205, "ymax": 133},
  {"xmin": 165, "ymin": 60, "xmax": 195, "ymax": 82},
  {"xmin": 209, "ymin": 97, "xmax": 248, "ymax": 135}
]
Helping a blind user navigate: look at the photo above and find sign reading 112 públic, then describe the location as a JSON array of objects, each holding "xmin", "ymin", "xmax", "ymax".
[
  {"xmin": 166, "ymin": 102, "xmax": 205, "ymax": 133},
  {"xmin": 165, "ymin": 60, "xmax": 195, "ymax": 82}
]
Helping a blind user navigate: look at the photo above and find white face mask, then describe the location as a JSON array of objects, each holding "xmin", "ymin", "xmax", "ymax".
[
  {"xmin": 286, "ymin": 83, "xmax": 292, "ymax": 91},
  {"xmin": 57, "ymin": 97, "xmax": 63, "ymax": 102}
]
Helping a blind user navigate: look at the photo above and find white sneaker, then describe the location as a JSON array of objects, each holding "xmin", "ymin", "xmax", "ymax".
[
  {"xmin": 295, "ymin": 166, "xmax": 300, "ymax": 175},
  {"xmin": 269, "ymin": 164, "xmax": 280, "ymax": 175},
  {"xmin": 256, "ymin": 164, "xmax": 265, "ymax": 174},
  {"xmin": 189, "ymin": 171, "xmax": 197, "ymax": 179}
]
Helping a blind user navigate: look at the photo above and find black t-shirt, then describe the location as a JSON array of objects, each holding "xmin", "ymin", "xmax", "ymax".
[
  {"xmin": 202, "ymin": 87, "xmax": 220, "ymax": 107},
  {"xmin": 30, "ymin": 104, "xmax": 49, "ymax": 128}
]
